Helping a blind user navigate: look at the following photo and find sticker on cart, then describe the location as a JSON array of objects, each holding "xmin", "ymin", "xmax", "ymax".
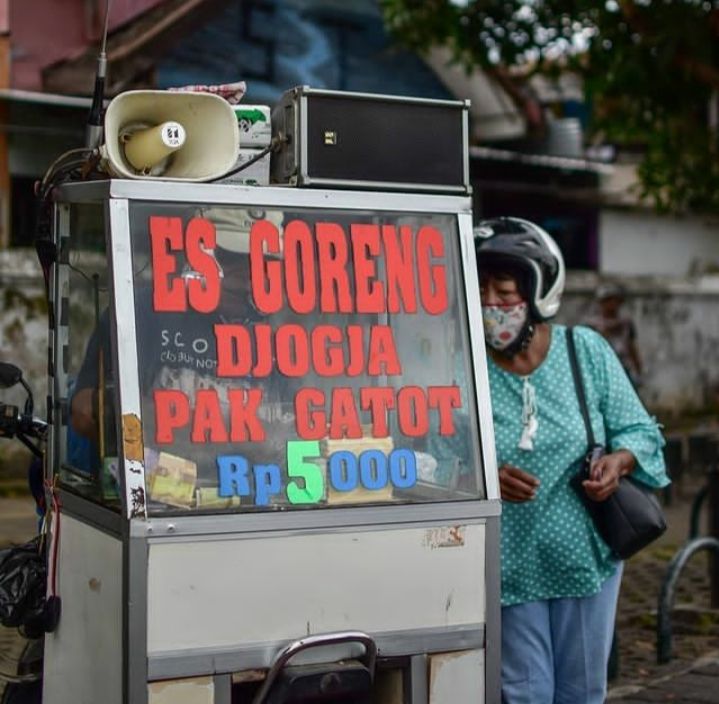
[{"xmin": 423, "ymin": 526, "xmax": 466, "ymax": 549}]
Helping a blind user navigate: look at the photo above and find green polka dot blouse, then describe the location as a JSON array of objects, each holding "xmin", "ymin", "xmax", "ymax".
[{"xmin": 489, "ymin": 325, "xmax": 669, "ymax": 607}]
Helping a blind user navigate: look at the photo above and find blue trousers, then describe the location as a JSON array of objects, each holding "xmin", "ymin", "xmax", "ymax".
[{"xmin": 501, "ymin": 565, "xmax": 623, "ymax": 704}]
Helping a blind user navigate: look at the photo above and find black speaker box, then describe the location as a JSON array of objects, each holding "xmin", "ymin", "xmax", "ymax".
[{"xmin": 271, "ymin": 86, "xmax": 470, "ymax": 194}]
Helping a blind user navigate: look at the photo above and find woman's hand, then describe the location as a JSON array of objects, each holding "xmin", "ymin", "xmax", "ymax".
[
  {"xmin": 499, "ymin": 464, "xmax": 540, "ymax": 502},
  {"xmin": 583, "ymin": 450, "xmax": 636, "ymax": 502}
]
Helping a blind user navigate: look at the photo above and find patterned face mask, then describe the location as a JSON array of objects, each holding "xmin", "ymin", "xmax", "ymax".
[{"xmin": 482, "ymin": 301, "xmax": 529, "ymax": 351}]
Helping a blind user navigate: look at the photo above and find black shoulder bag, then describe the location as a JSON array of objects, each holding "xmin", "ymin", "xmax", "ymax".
[{"xmin": 567, "ymin": 327, "xmax": 666, "ymax": 560}]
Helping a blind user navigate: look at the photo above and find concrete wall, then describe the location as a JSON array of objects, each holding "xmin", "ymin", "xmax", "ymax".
[
  {"xmin": 560, "ymin": 272, "xmax": 719, "ymax": 417},
  {"xmin": 0, "ymin": 249, "xmax": 47, "ymax": 475},
  {"xmin": 0, "ymin": 249, "xmax": 47, "ymax": 409},
  {"xmin": 600, "ymin": 210, "xmax": 719, "ymax": 277}
]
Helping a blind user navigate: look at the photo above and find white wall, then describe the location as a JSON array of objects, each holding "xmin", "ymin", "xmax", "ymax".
[
  {"xmin": 600, "ymin": 210, "xmax": 719, "ymax": 276},
  {"xmin": 560, "ymin": 273, "xmax": 719, "ymax": 416}
]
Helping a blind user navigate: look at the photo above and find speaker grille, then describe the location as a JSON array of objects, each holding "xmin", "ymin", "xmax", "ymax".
[{"xmin": 306, "ymin": 95, "xmax": 464, "ymax": 186}]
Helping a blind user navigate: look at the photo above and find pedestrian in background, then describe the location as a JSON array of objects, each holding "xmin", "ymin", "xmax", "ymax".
[
  {"xmin": 474, "ymin": 217, "xmax": 668, "ymax": 704},
  {"xmin": 586, "ymin": 282, "xmax": 644, "ymax": 388}
]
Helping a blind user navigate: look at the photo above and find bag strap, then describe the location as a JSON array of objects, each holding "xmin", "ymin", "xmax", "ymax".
[{"xmin": 566, "ymin": 326, "xmax": 596, "ymax": 447}]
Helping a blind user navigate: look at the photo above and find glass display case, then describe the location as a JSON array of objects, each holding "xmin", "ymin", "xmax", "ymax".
[{"xmin": 45, "ymin": 180, "xmax": 500, "ymax": 704}]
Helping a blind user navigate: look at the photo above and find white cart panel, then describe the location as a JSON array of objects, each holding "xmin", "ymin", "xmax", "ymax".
[
  {"xmin": 44, "ymin": 515, "xmax": 123, "ymax": 704},
  {"xmin": 147, "ymin": 523, "xmax": 485, "ymax": 653}
]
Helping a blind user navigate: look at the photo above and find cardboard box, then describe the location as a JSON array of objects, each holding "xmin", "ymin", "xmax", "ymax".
[
  {"xmin": 233, "ymin": 104, "xmax": 271, "ymax": 147},
  {"xmin": 223, "ymin": 148, "xmax": 270, "ymax": 186}
]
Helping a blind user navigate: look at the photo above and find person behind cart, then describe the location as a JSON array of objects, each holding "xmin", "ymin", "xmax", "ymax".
[
  {"xmin": 474, "ymin": 217, "xmax": 669, "ymax": 704},
  {"xmin": 585, "ymin": 282, "xmax": 644, "ymax": 388}
]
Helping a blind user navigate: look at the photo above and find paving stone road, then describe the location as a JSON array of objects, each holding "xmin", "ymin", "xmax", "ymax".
[{"xmin": 0, "ymin": 496, "xmax": 38, "ymax": 547}]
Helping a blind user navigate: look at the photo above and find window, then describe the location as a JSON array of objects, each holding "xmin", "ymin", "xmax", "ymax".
[{"xmin": 125, "ymin": 201, "xmax": 485, "ymax": 514}]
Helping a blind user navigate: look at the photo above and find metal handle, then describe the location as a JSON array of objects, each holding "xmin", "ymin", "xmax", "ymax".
[{"xmin": 251, "ymin": 630, "xmax": 377, "ymax": 704}]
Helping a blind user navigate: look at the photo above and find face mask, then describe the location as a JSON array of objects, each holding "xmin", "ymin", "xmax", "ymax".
[{"xmin": 482, "ymin": 301, "xmax": 529, "ymax": 351}]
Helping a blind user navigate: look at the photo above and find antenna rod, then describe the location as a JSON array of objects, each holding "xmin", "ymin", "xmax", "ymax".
[{"xmin": 85, "ymin": 0, "xmax": 112, "ymax": 149}]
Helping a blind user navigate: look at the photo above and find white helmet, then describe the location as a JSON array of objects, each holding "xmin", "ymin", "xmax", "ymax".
[{"xmin": 474, "ymin": 217, "xmax": 565, "ymax": 321}]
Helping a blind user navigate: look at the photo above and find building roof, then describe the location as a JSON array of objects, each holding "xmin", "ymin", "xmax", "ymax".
[{"xmin": 42, "ymin": 0, "xmax": 227, "ymax": 95}]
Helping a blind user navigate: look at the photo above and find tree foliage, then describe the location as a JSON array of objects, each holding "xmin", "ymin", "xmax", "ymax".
[{"xmin": 381, "ymin": 0, "xmax": 719, "ymax": 213}]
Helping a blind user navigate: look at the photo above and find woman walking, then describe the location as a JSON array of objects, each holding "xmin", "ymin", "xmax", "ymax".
[{"xmin": 474, "ymin": 217, "xmax": 669, "ymax": 704}]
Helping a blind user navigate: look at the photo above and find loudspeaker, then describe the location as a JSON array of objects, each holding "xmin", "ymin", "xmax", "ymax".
[
  {"xmin": 102, "ymin": 90, "xmax": 239, "ymax": 181},
  {"xmin": 271, "ymin": 86, "xmax": 470, "ymax": 194}
]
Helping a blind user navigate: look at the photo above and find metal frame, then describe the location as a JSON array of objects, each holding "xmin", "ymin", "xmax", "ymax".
[
  {"xmin": 54, "ymin": 180, "xmax": 473, "ymax": 211},
  {"xmin": 458, "ymin": 211, "xmax": 500, "ymax": 502},
  {"xmin": 57, "ymin": 180, "xmax": 495, "ymax": 523},
  {"xmin": 106, "ymin": 197, "xmax": 147, "ymax": 519},
  {"xmin": 409, "ymin": 655, "xmax": 428, "ymax": 704},
  {"xmin": 484, "ymin": 516, "xmax": 502, "ymax": 703},
  {"xmin": 295, "ymin": 176, "xmax": 467, "ymax": 194},
  {"xmin": 126, "ymin": 533, "xmax": 149, "ymax": 703},
  {"xmin": 657, "ymin": 536, "xmax": 719, "ymax": 663},
  {"xmin": 59, "ymin": 481, "xmax": 500, "ymax": 538},
  {"xmin": 293, "ymin": 86, "xmax": 471, "ymax": 109},
  {"xmin": 49, "ymin": 203, "xmax": 72, "ymax": 487},
  {"xmin": 51, "ymin": 181, "xmax": 501, "ymax": 704},
  {"xmin": 133, "ymin": 501, "xmax": 500, "ymax": 539},
  {"xmin": 148, "ymin": 624, "xmax": 483, "ymax": 682}
]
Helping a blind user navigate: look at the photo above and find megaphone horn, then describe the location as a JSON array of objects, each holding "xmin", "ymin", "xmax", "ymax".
[
  {"xmin": 102, "ymin": 90, "xmax": 239, "ymax": 182},
  {"xmin": 120, "ymin": 121, "xmax": 187, "ymax": 176}
]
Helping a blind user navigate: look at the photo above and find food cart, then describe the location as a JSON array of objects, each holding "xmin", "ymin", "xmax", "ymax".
[{"xmin": 42, "ymin": 178, "xmax": 501, "ymax": 703}]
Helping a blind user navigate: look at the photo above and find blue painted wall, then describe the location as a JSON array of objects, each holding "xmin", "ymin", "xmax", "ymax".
[{"xmin": 157, "ymin": 0, "xmax": 453, "ymax": 104}]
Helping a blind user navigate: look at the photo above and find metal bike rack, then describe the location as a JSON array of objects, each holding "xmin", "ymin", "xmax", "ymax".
[
  {"xmin": 689, "ymin": 485, "xmax": 709, "ymax": 540},
  {"xmin": 656, "ymin": 536, "xmax": 719, "ymax": 663}
]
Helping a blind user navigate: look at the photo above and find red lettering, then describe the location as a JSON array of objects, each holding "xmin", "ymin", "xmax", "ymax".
[
  {"xmin": 250, "ymin": 220, "xmax": 283, "ymax": 313},
  {"xmin": 428, "ymin": 386, "xmax": 462, "ymax": 435},
  {"xmin": 154, "ymin": 389, "xmax": 190, "ymax": 443},
  {"xmin": 316, "ymin": 223, "xmax": 352, "ymax": 313},
  {"xmin": 416, "ymin": 226, "xmax": 448, "ymax": 315},
  {"xmin": 329, "ymin": 387, "xmax": 363, "ymax": 439},
  {"xmin": 227, "ymin": 388, "xmax": 266, "ymax": 442},
  {"xmin": 150, "ymin": 217, "xmax": 186, "ymax": 312},
  {"xmin": 397, "ymin": 386, "xmax": 429, "ymax": 437},
  {"xmin": 185, "ymin": 217, "xmax": 220, "ymax": 312},
  {"xmin": 284, "ymin": 220, "xmax": 317, "ymax": 314},
  {"xmin": 366, "ymin": 326, "xmax": 402, "ymax": 376},
  {"xmin": 351, "ymin": 224, "xmax": 384, "ymax": 313},
  {"xmin": 359, "ymin": 387, "xmax": 395, "ymax": 437},
  {"xmin": 294, "ymin": 387, "xmax": 327, "ymax": 440},
  {"xmin": 191, "ymin": 389, "xmax": 229, "ymax": 443},
  {"xmin": 275, "ymin": 324, "xmax": 310, "ymax": 377},
  {"xmin": 383, "ymin": 225, "xmax": 417, "ymax": 313},
  {"xmin": 215, "ymin": 324, "xmax": 252, "ymax": 377},
  {"xmin": 155, "ymin": 386, "xmax": 268, "ymax": 445},
  {"xmin": 311, "ymin": 325, "xmax": 344, "ymax": 376},
  {"xmin": 253, "ymin": 324, "xmax": 273, "ymax": 377},
  {"xmin": 345, "ymin": 326, "xmax": 364, "ymax": 377}
]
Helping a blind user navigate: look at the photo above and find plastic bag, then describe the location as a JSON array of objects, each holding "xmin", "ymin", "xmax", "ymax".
[{"xmin": 0, "ymin": 537, "xmax": 47, "ymax": 631}]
